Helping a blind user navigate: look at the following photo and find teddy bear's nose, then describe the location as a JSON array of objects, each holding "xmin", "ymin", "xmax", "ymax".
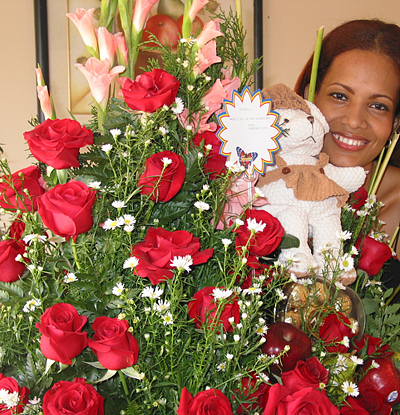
[{"xmin": 307, "ymin": 116, "xmax": 314, "ymax": 124}]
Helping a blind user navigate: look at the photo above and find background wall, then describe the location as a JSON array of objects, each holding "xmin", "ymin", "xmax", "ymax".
[{"xmin": 2, "ymin": 1, "xmax": 400, "ymax": 174}]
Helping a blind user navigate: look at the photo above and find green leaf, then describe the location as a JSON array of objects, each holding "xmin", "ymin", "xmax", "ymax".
[
  {"xmin": 94, "ymin": 369, "xmax": 118, "ymax": 383},
  {"xmin": 363, "ymin": 298, "xmax": 380, "ymax": 315},
  {"xmin": 278, "ymin": 233, "xmax": 300, "ymax": 250},
  {"xmin": 121, "ymin": 367, "xmax": 145, "ymax": 380}
]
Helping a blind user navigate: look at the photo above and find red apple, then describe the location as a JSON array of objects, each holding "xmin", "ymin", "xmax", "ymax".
[
  {"xmin": 262, "ymin": 322, "xmax": 312, "ymax": 374},
  {"xmin": 177, "ymin": 15, "xmax": 204, "ymax": 36},
  {"xmin": 142, "ymin": 14, "xmax": 180, "ymax": 48},
  {"xmin": 359, "ymin": 357, "xmax": 400, "ymax": 406}
]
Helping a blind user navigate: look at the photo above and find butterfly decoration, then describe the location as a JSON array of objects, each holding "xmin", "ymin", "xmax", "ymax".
[{"xmin": 236, "ymin": 147, "xmax": 258, "ymax": 168}]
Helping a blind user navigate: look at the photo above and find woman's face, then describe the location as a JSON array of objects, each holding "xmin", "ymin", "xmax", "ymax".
[{"xmin": 314, "ymin": 50, "xmax": 400, "ymax": 169}]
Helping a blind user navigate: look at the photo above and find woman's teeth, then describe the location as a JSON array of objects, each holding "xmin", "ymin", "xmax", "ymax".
[{"xmin": 332, "ymin": 134, "xmax": 365, "ymax": 147}]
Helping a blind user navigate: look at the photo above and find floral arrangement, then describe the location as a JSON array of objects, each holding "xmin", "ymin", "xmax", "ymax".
[{"xmin": 0, "ymin": 1, "xmax": 400, "ymax": 414}]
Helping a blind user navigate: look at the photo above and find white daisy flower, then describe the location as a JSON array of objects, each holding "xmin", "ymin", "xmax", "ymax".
[
  {"xmin": 336, "ymin": 230, "xmax": 352, "ymax": 240},
  {"xmin": 161, "ymin": 312, "xmax": 174, "ymax": 325},
  {"xmin": 123, "ymin": 256, "xmax": 139, "ymax": 269},
  {"xmin": 212, "ymin": 288, "xmax": 233, "ymax": 299},
  {"xmin": 22, "ymin": 298, "xmax": 41, "ymax": 313},
  {"xmin": 112, "ymin": 200, "xmax": 126, "ymax": 209},
  {"xmin": 0, "ymin": 390, "xmax": 19, "ymax": 409},
  {"xmin": 23, "ymin": 234, "xmax": 47, "ymax": 245},
  {"xmin": 171, "ymin": 97, "xmax": 184, "ymax": 114},
  {"xmin": 110, "ymin": 128, "xmax": 121, "ymax": 138},
  {"xmin": 103, "ymin": 218, "xmax": 122, "ymax": 230},
  {"xmin": 88, "ymin": 181, "xmax": 101, "ymax": 189},
  {"xmin": 247, "ymin": 218, "xmax": 266, "ymax": 233},
  {"xmin": 120, "ymin": 214, "xmax": 136, "ymax": 226},
  {"xmin": 365, "ymin": 195, "xmax": 377, "ymax": 209},
  {"xmin": 339, "ymin": 253, "xmax": 354, "ymax": 272},
  {"xmin": 255, "ymin": 325, "xmax": 268, "ymax": 335},
  {"xmin": 243, "ymin": 285, "xmax": 262, "ymax": 295},
  {"xmin": 63, "ymin": 272, "xmax": 78, "ymax": 283},
  {"xmin": 216, "ymin": 362, "xmax": 227, "ymax": 371},
  {"xmin": 101, "ymin": 144, "xmax": 113, "ymax": 153},
  {"xmin": 194, "ymin": 201, "xmax": 210, "ymax": 211},
  {"xmin": 170, "ymin": 255, "xmax": 193, "ymax": 272},
  {"xmin": 356, "ymin": 210, "xmax": 368, "ymax": 217},
  {"xmin": 153, "ymin": 300, "xmax": 171, "ymax": 313},
  {"xmin": 341, "ymin": 381, "xmax": 359, "ymax": 397},
  {"xmin": 350, "ymin": 246, "xmax": 359, "ymax": 256},
  {"xmin": 141, "ymin": 286, "xmax": 164, "ymax": 299},
  {"xmin": 112, "ymin": 282, "xmax": 125, "ymax": 296}
]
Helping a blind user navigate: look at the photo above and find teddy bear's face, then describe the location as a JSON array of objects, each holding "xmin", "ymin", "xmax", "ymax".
[{"xmin": 277, "ymin": 102, "xmax": 329, "ymax": 157}]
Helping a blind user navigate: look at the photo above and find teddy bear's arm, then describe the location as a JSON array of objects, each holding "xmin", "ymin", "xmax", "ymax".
[{"xmin": 324, "ymin": 164, "xmax": 366, "ymax": 193}]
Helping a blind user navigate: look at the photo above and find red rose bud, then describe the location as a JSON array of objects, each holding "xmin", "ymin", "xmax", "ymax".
[
  {"xmin": 188, "ymin": 286, "xmax": 240, "ymax": 332},
  {"xmin": 177, "ymin": 387, "xmax": 233, "ymax": 415},
  {"xmin": 119, "ymin": 69, "xmax": 180, "ymax": 113},
  {"xmin": 131, "ymin": 227, "xmax": 213, "ymax": 285},
  {"xmin": 235, "ymin": 374, "xmax": 270, "ymax": 414},
  {"xmin": 0, "ymin": 374, "xmax": 30, "ymax": 414},
  {"xmin": 235, "ymin": 209, "xmax": 284, "ymax": 258},
  {"xmin": 0, "ymin": 239, "xmax": 27, "ymax": 282},
  {"xmin": 349, "ymin": 186, "xmax": 368, "ymax": 210},
  {"xmin": 88, "ymin": 317, "xmax": 139, "ymax": 370},
  {"xmin": 0, "ymin": 166, "xmax": 46, "ymax": 212},
  {"xmin": 37, "ymin": 181, "xmax": 96, "ymax": 241},
  {"xmin": 192, "ymin": 131, "xmax": 227, "ymax": 179},
  {"xmin": 353, "ymin": 333, "xmax": 393, "ymax": 358},
  {"xmin": 36, "ymin": 303, "xmax": 88, "ymax": 365},
  {"xmin": 43, "ymin": 378, "xmax": 104, "ymax": 415},
  {"xmin": 8, "ymin": 218, "xmax": 25, "ymax": 240},
  {"xmin": 339, "ymin": 397, "xmax": 369, "ymax": 415},
  {"xmin": 356, "ymin": 236, "xmax": 392, "ymax": 276},
  {"xmin": 318, "ymin": 313, "xmax": 355, "ymax": 353},
  {"xmin": 23, "ymin": 118, "xmax": 93, "ymax": 169},
  {"xmin": 138, "ymin": 150, "xmax": 185, "ymax": 202}
]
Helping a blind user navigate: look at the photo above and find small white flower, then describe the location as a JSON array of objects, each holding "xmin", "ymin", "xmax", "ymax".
[
  {"xmin": 290, "ymin": 273, "xmax": 298, "ymax": 283},
  {"xmin": 275, "ymin": 288, "xmax": 287, "ymax": 300},
  {"xmin": 187, "ymin": 85, "xmax": 194, "ymax": 91},
  {"xmin": 221, "ymin": 238, "xmax": 232, "ymax": 247},
  {"xmin": 216, "ymin": 362, "xmax": 227, "ymax": 371},
  {"xmin": 23, "ymin": 234, "xmax": 47, "ymax": 245},
  {"xmin": 342, "ymin": 336, "xmax": 350, "ymax": 348},
  {"xmin": 63, "ymin": 272, "xmax": 78, "ymax": 283},
  {"xmin": 339, "ymin": 253, "xmax": 354, "ymax": 272},
  {"xmin": 161, "ymin": 157, "xmax": 173, "ymax": 166},
  {"xmin": 341, "ymin": 380, "xmax": 359, "ymax": 397},
  {"xmin": 235, "ymin": 218, "xmax": 245, "ymax": 227},
  {"xmin": 159, "ymin": 126, "xmax": 169, "ymax": 135},
  {"xmin": 336, "ymin": 230, "xmax": 352, "ymax": 241},
  {"xmin": 141, "ymin": 286, "xmax": 164, "ymax": 299},
  {"xmin": 171, "ymin": 97, "xmax": 184, "ymax": 114},
  {"xmin": 161, "ymin": 312, "xmax": 174, "ymax": 325},
  {"xmin": 226, "ymin": 353, "xmax": 234, "ymax": 360},
  {"xmin": 14, "ymin": 254, "xmax": 23, "ymax": 262},
  {"xmin": 153, "ymin": 300, "xmax": 171, "ymax": 313},
  {"xmin": 194, "ymin": 201, "xmax": 210, "ymax": 211},
  {"xmin": 88, "ymin": 181, "xmax": 101, "ymax": 189},
  {"xmin": 350, "ymin": 355, "xmax": 363, "ymax": 365},
  {"xmin": 112, "ymin": 200, "xmax": 126, "ymax": 209},
  {"xmin": 103, "ymin": 218, "xmax": 122, "ymax": 230},
  {"xmin": 212, "ymin": 288, "xmax": 233, "ymax": 299},
  {"xmin": 243, "ymin": 285, "xmax": 262, "ymax": 295},
  {"xmin": 120, "ymin": 214, "xmax": 136, "ymax": 226},
  {"xmin": 254, "ymin": 187, "xmax": 266, "ymax": 198},
  {"xmin": 170, "ymin": 255, "xmax": 193, "ymax": 272},
  {"xmin": 350, "ymin": 246, "xmax": 359, "ymax": 255},
  {"xmin": 247, "ymin": 217, "xmax": 266, "ymax": 233},
  {"xmin": 356, "ymin": 210, "xmax": 368, "ymax": 217},
  {"xmin": 22, "ymin": 298, "xmax": 41, "ymax": 313},
  {"xmin": 112, "ymin": 282, "xmax": 125, "ymax": 296},
  {"xmin": 335, "ymin": 281, "xmax": 346, "ymax": 290},
  {"xmin": 259, "ymin": 373, "xmax": 270, "ymax": 383},
  {"xmin": 0, "ymin": 390, "xmax": 20, "ymax": 409},
  {"xmin": 365, "ymin": 195, "xmax": 377, "ymax": 209},
  {"xmin": 101, "ymin": 144, "xmax": 113, "ymax": 153},
  {"xmin": 255, "ymin": 325, "xmax": 268, "ymax": 335},
  {"xmin": 233, "ymin": 334, "xmax": 240, "ymax": 342},
  {"xmin": 351, "ymin": 320, "xmax": 359, "ymax": 334},
  {"xmin": 110, "ymin": 128, "xmax": 121, "ymax": 138},
  {"xmin": 123, "ymin": 256, "xmax": 139, "ymax": 269},
  {"xmin": 371, "ymin": 360, "xmax": 380, "ymax": 369}
]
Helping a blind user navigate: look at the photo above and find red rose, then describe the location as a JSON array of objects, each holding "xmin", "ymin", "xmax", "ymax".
[
  {"xmin": 353, "ymin": 334, "xmax": 393, "ymax": 358},
  {"xmin": 318, "ymin": 313, "xmax": 355, "ymax": 353},
  {"xmin": 340, "ymin": 398, "xmax": 369, "ymax": 415},
  {"xmin": 357, "ymin": 387, "xmax": 392, "ymax": 415},
  {"xmin": 0, "ymin": 166, "xmax": 46, "ymax": 212},
  {"xmin": 8, "ymin": 218, "xmax": 25, "ymax": 240},
  {"xmin": 349, "ymin": 186, "xmax": 368, "ymax": 210},
  {"xmin": 177, "ymin": 387, "xmax": 233, "ymax": 415},
  {"xmin": 262, "ymin": 384, "xmax": 340, "ymax": 415},
  {"xmin": 236, "ymin": 374, "xmax": 270, "ymax": 414},
  {"xmin": 88, "ymin": 317, "xmax": 139, "ymax": 370},
  {"xmin": 0, "ymin": 239, "xmax": 27, "ymax": 282},
  {"xmin": 281, "ymin": 356, "xmax": 329, "ymax": 392},
  {"xmin": 119, "ymin": 69, "xmax": 180, "ymax": 112},
  {"xmin": 187, "ymin": 286, "xmax": 240, "ymax": 332},
  {"xmin": 37, "ymin": 181, "xmax": 96, "ymax": 241},
  {"xmin": 192, "ymin": 131, "xmax": 227, "ymax": 179},
  {"xmin": 36, "ymin": 303, "xmax": 88, "ymax": 365},
  {"xmin": 356, "ymin": 236, "xmax": 392, "ymax": 276},
  {"xmin": 235, "ymin": 209, "xmax": 284, "ymax": 258},
  {"xmin": 43, "ymin": 378, "xmax": 104, "ymax": 415},
  {"xmin": 23, "ymin": 118, "xmax": 93, "ymax": 169},
  {"xmin": 138, "ymin": 150, "xmax": 185, "ymax": 202},
  {"xmin": 0, "ymin": 374, "xmax": 30, "ymax": 415},
  {"xmin": 132, "ymin": 227, "xmax": 213, "ymax": 285}
]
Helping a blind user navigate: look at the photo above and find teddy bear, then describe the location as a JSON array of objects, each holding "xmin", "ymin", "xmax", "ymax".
[{"xmin": 257, "ymin": 84, "xmax": 366, "ymax": 282}]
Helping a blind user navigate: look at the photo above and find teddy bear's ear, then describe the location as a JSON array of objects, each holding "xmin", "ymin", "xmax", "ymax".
[
  {"xmin": 261, "ymin": 83, "xmax": 311, "ymax": 114},
  {"xmin": 308, "ymin": 101, "xmax": 330, "ymax": 134}
]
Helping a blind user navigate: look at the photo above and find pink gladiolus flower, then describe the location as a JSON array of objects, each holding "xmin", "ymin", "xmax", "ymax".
[
  {"xmin": 202, "ymin": 78, "xmax": 227, "ymax": 110},
  {"xmin": 66, "ymin": 8, "xmax": 98, "ymax": 53},
  {"xmin": 221, "ymin": 76, "xmax": 241, "ymax": 99},
  {"xmin": 37, "ymin": 86, "xmax": 53, "ymax": 120},
  {"xmin": 196, "ymin": 19, "xmax": 223, "ymax": 49},
  {"xmin": 75, "ymin": 58, "xmax": 125, "ymax": 110},
  {"xmin": 194, "ymin": 40, "xmax": 221, "ymax": 75},
  {"xmin": 132, "ymin": 0, "xmax": 159, "ymax": 32},
  {"xmin": 96, "ymin": 27, "xmax": 116, "ymax": 66},
  {"xmin": 114, "ymin": 33, "xmax": 128, "ymax": 67},
  {"xmin": 189, "ymin": 0, "xmax": 209, "ymax": 22}
]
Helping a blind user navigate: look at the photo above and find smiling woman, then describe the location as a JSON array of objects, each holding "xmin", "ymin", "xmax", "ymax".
[{"xmin": 295, "ymin": 19, "xmax": 400, "ymax": 261}]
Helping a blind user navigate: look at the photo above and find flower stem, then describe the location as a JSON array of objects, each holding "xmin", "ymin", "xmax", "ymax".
[
  {"xmin": 308, "ymin": 26, "xmax": 324, "ymax": 103},
  {"xmin": 118, "ymin": 370, "xmax": 130, "ymax": 403},
  {"xmin": 71, "ymin": 240, "xmax": 81, "ymax": 270}
]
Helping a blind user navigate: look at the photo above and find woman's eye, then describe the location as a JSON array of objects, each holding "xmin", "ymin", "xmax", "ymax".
[
  {"xmin": 370, "ymin": 102, "xmax": 389, "ymax": 111},
  {"xmin": 330, "ymin": 92, "xmax": 347, "ymax": 101}
]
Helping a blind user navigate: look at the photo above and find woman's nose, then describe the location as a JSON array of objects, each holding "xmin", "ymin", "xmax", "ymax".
[{"xmin": 341, "ymin": 103, "xmax": 368, "ymax": 130}]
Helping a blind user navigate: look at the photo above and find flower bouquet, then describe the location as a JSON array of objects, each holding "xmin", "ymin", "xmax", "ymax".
[{"xmin": 0, "ymin": 1, "xmax": 399, "ymax": 414}]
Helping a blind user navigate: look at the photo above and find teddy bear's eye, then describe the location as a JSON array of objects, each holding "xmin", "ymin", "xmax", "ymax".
[
  {"xmin": 283, "ymin": 118, "xmax": 289, "ymax": 124},
  {"xmin": 307, "ymin": 116, "xmax": 314, "ymax": 124}
]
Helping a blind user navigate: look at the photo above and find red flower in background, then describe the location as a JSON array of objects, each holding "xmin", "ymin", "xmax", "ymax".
[
  {"xmin": 177, "ymin": 387, "xmax": 233, "ymax": 415},
  {"xmin": 23, "ymin": 118, "xmax": 93, "ymax": 169},
  {"xmin": 0, "ymin": 166, "xmax": 46, "ymax": 212},
  {"xmin": 0, "ymin": 239, "xmax": 27, "ymax": 283},
  {"xmin": 0, "ymin": 374, "xmax": 30, "ymax": 415},
  {"xmin": 131, "ymin": 227, "xmax": 213, "ymax": 285},
  {"xmin": 356, "ymin": 236, "xmax": 392, "ymax": 276},
  {"xmin": 339, "ymin": 397, "xmax": 369, "ymax": 415},
  {"xmin": 119, "ymin": 68, "xmax": 180, "ymax": 112},
  {"xmin": 8, "ymin": 218, "xmax": 25, "ymax": 240},
  {"xmin": 349, "ymin": 186, "xmax": 368, "ymax": 210},
  {"xmin": 192, "ymin": 131, "xmax": 226, "ymax": 179},
  {"xmin": 188, "ymin": 286, "xmax": 240, "ymax": 332},
  {"xmin": 138, "ymin": 150, "xmax": 185, "ymax": 202},
  {"xmin": 353, "ymin": 333, "xmax": 393, "ymax": 358},
  {"xmin": 236, "ymin": 374, "xmax": 270, "ymax": 414},
  {"xmin": 319, "ymin": 313, "xmax": 355, "ymax": 353}
]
